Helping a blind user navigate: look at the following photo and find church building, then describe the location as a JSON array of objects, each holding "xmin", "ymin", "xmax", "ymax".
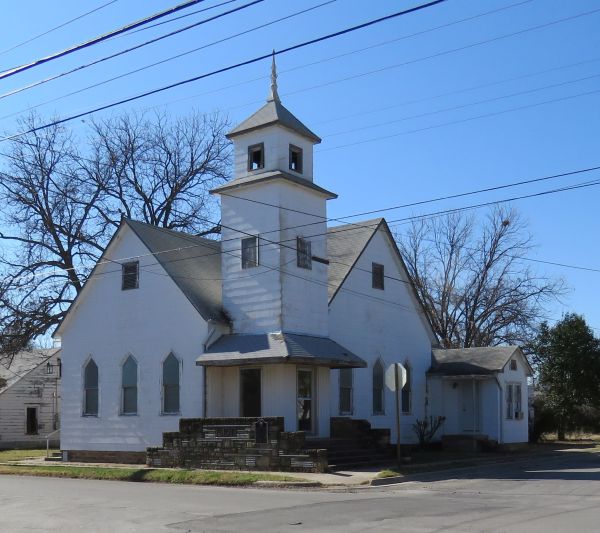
[{"xmin": 55, "ymin": 58, "xmax": 528, "ymax": 468}]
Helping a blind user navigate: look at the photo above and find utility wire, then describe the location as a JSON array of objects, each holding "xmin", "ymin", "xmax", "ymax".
[
  {"xmin": 0, "ymin": 0, "xmax": 206, "ymax": 81},
  {"xmin": 0, "ymin": 0, "xmax": 265, "ymax": 102},
  {"xmin": 318, "ymin": 87, "xmax": 600, "ymax": 152},
  {"xmin": 0, "ymin": 0, "xmax": 336, "ymax": 110},
  {"xmin": 0, "ymin": 0, "xmax": 119, "ymax": 58},
  {"xmin": 0, "ymin": 0, "xmax": 448, "ymax": 143}
]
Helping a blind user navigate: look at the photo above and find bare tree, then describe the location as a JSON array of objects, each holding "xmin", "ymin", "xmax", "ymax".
[
  {"xmin": 396, "ymin": 207, "xmax": 564, "ymax": 348},
  {"xmin": 0, "ymin": 111, "xmax": 230, "ymax": 357}
]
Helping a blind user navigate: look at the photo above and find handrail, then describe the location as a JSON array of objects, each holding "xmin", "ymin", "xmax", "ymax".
[{"xmin": 45, "ymin": 429, "xmax": 60, "ymax": 459}]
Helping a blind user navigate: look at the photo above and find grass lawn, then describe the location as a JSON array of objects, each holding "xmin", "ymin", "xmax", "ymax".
[
  {"xmin": 0, "ymin": 463, "xmax": 306, "ymax": 486},
  {"xmin": 0, "ymin": 449, "xmax": 48, "ymax": 462}
]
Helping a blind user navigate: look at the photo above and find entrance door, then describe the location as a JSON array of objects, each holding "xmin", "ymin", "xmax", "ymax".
[
  {"xmin": 297, "ymin": 369, "xmax": 314, "ymax": 432},
  {"xmin": 460, "ymin": 381, "xmax": 480, "ymax": 433},
  {"xmin": 26, "ymin": 407, "xmax": 38, "ymax": 435},
  {"xmin": 240, "ymin": 368, "xmax": 261, "ymax": 417}
]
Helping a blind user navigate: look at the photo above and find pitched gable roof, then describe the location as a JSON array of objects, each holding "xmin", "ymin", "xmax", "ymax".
[
  {"xmin": 226, "ymin": 100, "xmax": 321, "ymax": 143},
  {"xmin": 327, "ymin": 218, "xmax": 383, "ymax": 302},
  {"xmin": 125, "ymin": 220, "xmax": 226, "ymax": 323},
  {"xmin": 0, "ymin": 348, "xmax": 59, "ymax": 393},
  {"xmin": 430, "ymin": 346, "xmax": 532, "ymax": 376}
]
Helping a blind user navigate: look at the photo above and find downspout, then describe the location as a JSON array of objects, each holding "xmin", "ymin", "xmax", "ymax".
[{"xmin": 494, "ymin": 374, "xmax": 503, "ymax": 444}]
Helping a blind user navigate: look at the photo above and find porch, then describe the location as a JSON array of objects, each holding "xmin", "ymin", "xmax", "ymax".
[{"xmin": 197, "ymin": 332, "xmax": 366, "ymax": 438}]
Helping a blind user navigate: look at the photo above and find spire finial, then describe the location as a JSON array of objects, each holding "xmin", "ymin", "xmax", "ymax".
[{"xmin": 267, "ymin": 50, "xmax": 280, "ymax": 103}]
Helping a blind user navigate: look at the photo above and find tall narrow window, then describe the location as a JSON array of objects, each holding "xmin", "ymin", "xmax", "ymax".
[
  {"xmin": 401, "ymin": 363, "xmax": 412, "ymax": 414},
  {"xmin": 122, "ymin": 261, "xmax": 139, "ymax": 290},
  {"xmin": 162, "ymin": 353, "xmax": 180, "ymax": 414},
  {"xmin": 248, "ymin": 143, "xmax": 264, "ymax": 171},
  {"xmin": 372, "ymin": 263, "xmax": 384, "ymax": 290},
  {"xmin": 121, "ymin": 356, "xmax": 138, "ymax": 415},
  {"xmin": 241, "ymin": 236, "xmax": 259, "ymax": 269},
  {"xmin": 373, "ymin": 359, "xmax": 384, "ymax": 415},
  {"xmin": 506, "ymin": 383, "xmax": 514, "ymax": 419},
  {"xmin": 289, "ymin": 144, "xmax": 303, "ymax": 173},
  {"xmin": 339, "ymin": 368, "xmax": 353, "ymax": 415},
  {"xmin": 515, "ymin": 383, "xmax": 522, "ymax": 417},
  {"xmin": 297, "ymin": 237, "xmax": 312, "ymax": 270},
  {"xmin": 83, "ymin": 359, "xmax": 99, "ymax": 416}
]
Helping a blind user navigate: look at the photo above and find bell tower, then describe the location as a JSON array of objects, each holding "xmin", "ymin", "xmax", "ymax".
[{"xmin": 211, "ymin": 53, "xmax": 336, "ymax": 336}]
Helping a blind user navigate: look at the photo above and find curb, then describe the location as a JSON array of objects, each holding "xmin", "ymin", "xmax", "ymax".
[{"xmin": 254, "ymin": 480, "xmax": 322, "ymax": 488}]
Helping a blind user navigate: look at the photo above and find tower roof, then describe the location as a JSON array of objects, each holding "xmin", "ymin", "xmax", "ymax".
[{"xmin": 226, "ymin": 52, "xmax": 321, "ymax": 143}]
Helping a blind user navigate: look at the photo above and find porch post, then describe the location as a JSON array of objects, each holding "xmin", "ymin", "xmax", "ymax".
[{"xmin": 472, "ymin": 379, "xmax": 476, "ymax": 434}]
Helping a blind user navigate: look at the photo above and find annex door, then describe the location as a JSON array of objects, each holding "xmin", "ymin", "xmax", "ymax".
[
  {"xmin": 240, "ymin": 368, "xmax": 261, "ymax": 417},
  {"xmin": 460, "ymin": 381, "xmax": 480, "ymax": 433},
  {"xmin": 297, "ymin": 369, "xmax": 314, "ymax": 433},
  {"xmin": 26, "ymin": 407, "xmax": 38, "ymax": 435}
]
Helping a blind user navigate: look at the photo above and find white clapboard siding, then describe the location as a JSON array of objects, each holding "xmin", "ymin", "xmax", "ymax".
[{"xmin": 0, "ymin": 353, "xmax": 61, "ymax": 448}]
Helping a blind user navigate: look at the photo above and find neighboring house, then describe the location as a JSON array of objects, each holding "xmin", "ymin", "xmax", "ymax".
[
  {"xmin": 428, "ymin": 346, "xmax": 532, "ymax": 444},
  {"xmin": 54, "ymin": 60, "xmax": 529, "ymax": 463},
  {"xmin": 0, "ymin": 349, "xmax": 61, "ymax": 449}
]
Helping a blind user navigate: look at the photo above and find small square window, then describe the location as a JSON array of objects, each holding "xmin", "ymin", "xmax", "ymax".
[
  {"xmin": 297, "ymin": 237, "xmax": 312, "ymax": 270},
  {"xmin": 248, "ymin": 143, "xmax": 264, "ymax": 171},
  {"xmin": 122, "ymin": 261, "xmax": 139, "ymax": 290},
  {"xmin": 510, "ymin": 359, "xmax": 517, "ymax": 371},
  {"xmin": 372, "ymin": 263, "xmax": 384, "ymax": 290},
  {"xmin": 241, "ymin": 236, "xmax": 259, "ymax": 269},
  {"xmin": 289, "ymin": 144, "xmax": 303, "ymax": 173}
]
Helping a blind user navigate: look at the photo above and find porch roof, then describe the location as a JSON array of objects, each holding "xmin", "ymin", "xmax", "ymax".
[
  {"xmin": 197, "ymin": 332, "xmax": 366, "ymax": 369},
  {"xmin": 429, "ymin": 346, "xmax": 526, "ymax": 376}
]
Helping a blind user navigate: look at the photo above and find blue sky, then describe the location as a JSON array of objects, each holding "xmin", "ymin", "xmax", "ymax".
[{"xmin": 0, "ymin": 0, "xmax": 599, "ymax": 334}]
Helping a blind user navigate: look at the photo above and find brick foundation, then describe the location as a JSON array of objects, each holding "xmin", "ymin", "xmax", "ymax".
[{"xmin": 65, "ymin": 450, "xmax": 146, "ymax": 464}]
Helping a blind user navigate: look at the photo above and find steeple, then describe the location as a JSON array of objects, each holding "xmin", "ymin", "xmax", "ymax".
[{"xmin": 267, "ymin": 50, "xmax": 280, "ymax": 103}]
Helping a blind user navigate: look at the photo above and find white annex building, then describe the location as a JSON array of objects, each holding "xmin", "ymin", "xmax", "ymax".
[{"xmin": 55, "ymin": 60, "xmax": 530, "ymax": 464}]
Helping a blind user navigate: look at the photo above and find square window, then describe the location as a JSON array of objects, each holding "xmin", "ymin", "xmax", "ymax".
[
  {"xmin": 289, "ymin": 144, "xmax": 303, "ymax": 173},
  {"xmin": 248, "ymin": 143, "xmax": 264, "ymax": 171},
  {"xmin": 122, "ymin": 261, "xmax": 139, "ymax": 290},
  {"xmin": 372, "ymin": 263, "xmax": 384, "ymax": 290},
  {"xmin": 296, "ymin": 237, "xmax": 312, "ymax": 270},
  {"xmin": 241, "ymin": 236, "xmax": 259, "ymax": 269}
]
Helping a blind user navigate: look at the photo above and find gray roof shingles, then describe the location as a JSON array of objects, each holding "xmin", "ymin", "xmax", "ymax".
[
  {"xmin": 226, "ymin": 100, "xmax": 321, "ymax": 143},
  {"xmin": 429, "ymin": 346, "xmax": 524, "ymax": 376},
  {"xmin": 198, "ymin": 332, "xmax": 366, "ymax": 368},
  {"xmin": 0, "ymin": 348, "xmax": 60, "ymax": 393}
]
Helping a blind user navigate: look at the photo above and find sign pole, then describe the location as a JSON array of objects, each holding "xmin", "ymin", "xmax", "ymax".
[{"xmin": 394, "ymin": 364, "xmax": 402, "ymax": 465}]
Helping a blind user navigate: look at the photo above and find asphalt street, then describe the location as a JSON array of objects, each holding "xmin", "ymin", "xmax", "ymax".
[{"xmin": 1, "ymin": 449, "xmax": 599, "ymax": 532}]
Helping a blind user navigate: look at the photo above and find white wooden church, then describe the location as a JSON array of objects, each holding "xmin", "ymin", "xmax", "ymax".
[{"xmin": 55, "ymin": 59, "xmax": 529, "ymax": 465}]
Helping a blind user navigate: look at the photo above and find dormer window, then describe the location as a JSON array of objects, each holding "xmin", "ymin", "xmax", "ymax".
[
  {"xmin": 122, "ymin": 261, "xmax": 139, "ymax": 290},
  {"xmin": 248, "ymin": 143, "xmax": 264, "ymax": 171},
  {"xmin": 289, "ymin": 144, "xmax": 303, "ymax": 173}
]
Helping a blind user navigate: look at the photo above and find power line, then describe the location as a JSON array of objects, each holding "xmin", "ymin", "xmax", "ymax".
[
  {"xmin": 0, "ymin": 0, "xmax": 119, "ymax": 58},
  {"xmin": 0, "ymin": 0, "xmax": 448, "ymax": 143},
  {"xmin": 0, "ymin": 0, "xmax": 519, "ymax": 114},
  {"xmin": 323, "ymin": 72, "xmax": 600, "ymax": 138},
  {"xmin": 318, "ymin": 87, "xmax": 600, "ymax": 152},
  {"xmin": 0, "ymin": 0, "xmax": 265, "ymax": 102},
  {"xmin": 0, "ymin": 0, "xmax": 207, "ymax": 81},
  {"xmin": 0, "ymin": 0, "xmax": 336, "ymax": 111}
]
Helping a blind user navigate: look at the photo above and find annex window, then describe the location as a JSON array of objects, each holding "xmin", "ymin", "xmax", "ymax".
[
  {"xmin": 339, "ymin": 368, "xmax": 353, "ymax": 415},
  {"xmin": 401, "ymin": 362, "xmax": 412, "ymax": 414},
  {"xmin": 372, "ymin": 263, "xmax": 384, "ymax": 290},
  {"xmin": 121, "ymin": 356, "xmax": 138, "ymax": 415},
  {"xmin": 162, "ymin": 353, "xmax": 180, "ymax": 414},
  {"xmin": 506, "ymin": 383, "xmax": 522, "ymax": 419},
  {"xmin": 241, "ymin": 236, "xmax": 259, "ymax": 269},
  {"xmin": 83, "ymin": 359, "xmax": 99, "ymax": 416},
  {"xmin": 248, "ymin": 143, "xmax": 264, "ymax": 171},
  {"xmin": 373, "ymin": 359, "xmax": 385, "ymax": 415},
  {"xmin": 289, "ymin": 144, "xmax": 303, "ymax": 173},
  {"xmin": 510, "ymin": 359, "xmax": 517, "ymax": 371},
  {"xmin": 122, "ymin": 261, "xmax": 139, "ymax": 290},
  {"xmin": 297, "ymin": 237, "xmax": 312, "ymax": 270}
]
